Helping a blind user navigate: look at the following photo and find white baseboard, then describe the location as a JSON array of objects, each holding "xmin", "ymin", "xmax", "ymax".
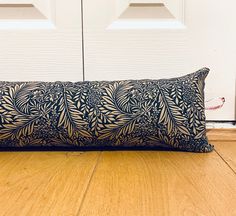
[{"xmin": 206, "ymin": 122, "xmax": 236, "ymax": 129}]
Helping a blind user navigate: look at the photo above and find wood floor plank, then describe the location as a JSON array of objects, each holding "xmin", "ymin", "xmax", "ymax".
[
  {"xmin": 213, "ymin": 141, "xmax": 236, "ymax": 173},
  {"xmin": 207, "ymin": 129, "xmax": 236, "ymax": 141},
  {"xmin": 0, "ymin": 151, "xmax": 99, "ymax": 216},
  {"xmin": 78, "ymin": 151, "xmax": 236, "ymax": 216}
]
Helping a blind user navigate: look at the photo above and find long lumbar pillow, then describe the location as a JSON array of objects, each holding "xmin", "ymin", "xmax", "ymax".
[{"xmin": 0, "ymin": 68, "xmax": 213, "ymax": 152}]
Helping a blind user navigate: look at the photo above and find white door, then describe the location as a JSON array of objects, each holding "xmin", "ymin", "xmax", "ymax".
[
  {"xmin": 0, "ymin": 0, "xmax": 83, "ymax": 81},
  {"xmin": 82, "ymin": 0, "xmax": 236, "ymax": 121}
]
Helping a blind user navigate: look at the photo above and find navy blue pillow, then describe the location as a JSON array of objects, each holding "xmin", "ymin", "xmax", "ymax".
[{"xmin": 0, "ymin": 68, "xmax": 213, "ymax": 152}]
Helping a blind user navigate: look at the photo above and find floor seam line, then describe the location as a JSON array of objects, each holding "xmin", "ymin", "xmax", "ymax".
[
  {"xmin": 213, "ymin": 149, "xmax": 236, "ymax": 175},
  {"xmin": 76, "ymin": 151, "xmax": 103, "ymax": 216}
]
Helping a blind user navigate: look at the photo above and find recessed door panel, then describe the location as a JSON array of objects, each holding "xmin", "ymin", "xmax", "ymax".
[
  {"xmin": 0, "ymin": 0, "xmax": 83, "ymax": 81},
  {"xmin": 83, "ymin": 0, "xmax": 236, "ymax": 121}
]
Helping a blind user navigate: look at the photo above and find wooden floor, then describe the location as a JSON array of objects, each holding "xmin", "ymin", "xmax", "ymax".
[{"xmin": 0, "ymin": 130, "xmax": 236, "ymax": 216}]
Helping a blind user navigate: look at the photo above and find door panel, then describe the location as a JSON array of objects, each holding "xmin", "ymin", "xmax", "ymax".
[
  {"xmin": 0, "ymin": 0, "xmax": 83, "ymax": 81},
  {"xmin": 83, "ymin": 0, "xmax": 236, "ymax": 121}
]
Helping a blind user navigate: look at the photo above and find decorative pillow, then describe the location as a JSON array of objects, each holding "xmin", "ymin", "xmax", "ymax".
[{"xmin": 0, "ymin": 68, "xmax": 213, "ymax": 152}]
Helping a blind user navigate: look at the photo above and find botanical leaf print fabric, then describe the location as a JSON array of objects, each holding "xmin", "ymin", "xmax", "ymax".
[{"xmin": 0, "ymin": 68, "xmax": 213, "ymax": 152}]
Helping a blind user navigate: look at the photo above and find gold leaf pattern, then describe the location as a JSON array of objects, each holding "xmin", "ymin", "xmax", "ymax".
[{"xmin": 0, "ymin": 68, "xmax": 213, "ymax": 152}]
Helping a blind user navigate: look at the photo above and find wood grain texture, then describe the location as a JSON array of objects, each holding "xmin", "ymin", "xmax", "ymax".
[
  {"xmin": 207, "ymin": 129, "xmax": 236, "ymax": 141},
  {"xmin": 78, "ymin": 151, "xmax": 236, "ymax": 216},
  {"xmin": 213, "ymin": 141, "xmax": 236, "ymax": 173},
  {"xmin": 0, "ymin": 151, "xmax": 99, "ymax": 216},
  {"xmin": 0, "ymin": 129, "xmax": 235, "ymax": 216},
  {"xmin": 208, "ymin": 130, "xmax": 236, "ymax": 172}
]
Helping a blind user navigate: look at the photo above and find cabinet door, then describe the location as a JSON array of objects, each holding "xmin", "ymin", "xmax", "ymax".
[
  {"xmin": 82, "ymin": 0, "xmax": 236, "ymax": 121},
  {"xmin": 0, "ymin": 0, "xmax": 83, "ymax": 81}
]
